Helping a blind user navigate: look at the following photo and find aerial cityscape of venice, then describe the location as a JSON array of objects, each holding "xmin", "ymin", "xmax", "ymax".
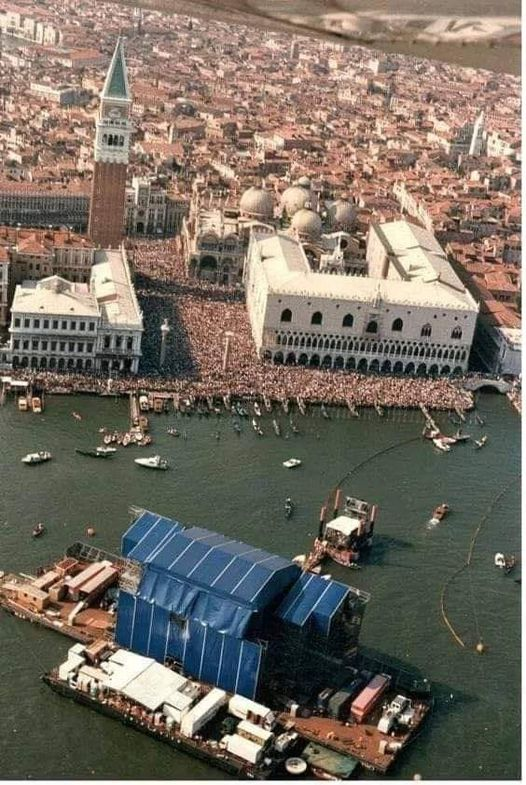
[{"xmin": 0, "ymin": 0, "xmax": 520, "ymax": 782}]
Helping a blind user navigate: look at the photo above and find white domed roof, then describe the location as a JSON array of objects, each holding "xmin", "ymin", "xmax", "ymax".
[
  {"xmin": 291, "ymin": 207, "xmax": 322, "ymax": 238},
  {"xmin": 296, "ymin": 175, "xmax": 311, "ymax": 189},
  {"xmin": 239, "ymin": 186, "xmax": 274, "ymax": 219},
  {"xmin": 280, "ymin": 185, "xmax": 309, "ymax": 217},
  {"xmin": 329, "ymin": 199, "xmax": 356, "ymax": 230}
]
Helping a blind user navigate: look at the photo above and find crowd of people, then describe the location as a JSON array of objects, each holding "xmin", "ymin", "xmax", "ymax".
[{"xmin": 8, "ymin": 239, "xmax": 475, "ymax": 412}]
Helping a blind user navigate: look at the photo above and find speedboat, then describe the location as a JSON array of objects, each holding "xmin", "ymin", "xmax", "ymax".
[
  {"xmin": 22, "ymin": 451, "xmax": 52, "ymax": 465},
  {"xmin": 283, "ymin": 458, "xmax": 302, "ymax": 469},
  {"xmin": 76, "ymin": 448, "xmax": 114, "ymax": 459},
  {"xmin": 285, "ymin": 498, "xmax": 294, "ymax": 519},
  {"xmin": 32, "ymin": 522, "xmax": 45, "ymax": 538},
  {"xmin": 134, "ymin": 455, "xmax": 169, "ymax": 471},
  {"xmin": 474, "ymin": 435, "xmax": 488, "ymax": 450},
  {"xmin": 495, "ymin": 552, "xmax": 517, "ymax": 574},
  {"xmin": 432, "ymin": 438, "xmax": 451, "ymax": 453},
  {"xmin": 430, "ymin": 503, "xmax": 450, "ymax": 524}
]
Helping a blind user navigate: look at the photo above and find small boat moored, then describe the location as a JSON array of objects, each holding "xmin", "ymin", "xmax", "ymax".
[
  {"xmin": 134, "ymin": 455, "xmax": 169, "ymax": 471},
  {"xmin": 167, "ymin": 427, "xmax": 180, "ymax": 437},
  {"xmin": 22, "ymin": 451, "xmax": 52, "ymax": 465},
  {"xmin": 283, "ymin": 458, "xmax": 302, "ymax": 469},
  {"xmin": 75, "ymin": 448, "xmax": 114, "ymax": 459},
  {"xmin": 432, "ymin": 438, "xmax": 451, "ymax": 453},
  {"xmin": 284, "ymin": 497, "xmax": 294, "ymax": 519}
]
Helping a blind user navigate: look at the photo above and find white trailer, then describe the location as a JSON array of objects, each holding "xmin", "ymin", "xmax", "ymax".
[
  {"xmin": 180, "ymin": 688, "xmax": 228, "ymax": 738},
  {"xmin": 228, "ymin": 695, "xmax": 276, "ymax": 729},
  {"xmin": 225, "ymin": 733, "xmax": 264, "ymax": 765}
]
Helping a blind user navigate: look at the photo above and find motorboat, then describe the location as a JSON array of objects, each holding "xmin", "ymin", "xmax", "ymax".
[
  {"xmin": 253, "ymin": 402, "xmax": 262, "ymax": 418},
  {"xmin": 32, "ymin": 523, "xmax": 45, "ymax": 538},
  {"xmin": 283, "ymin": 458, "xmax": 302, "ymax": 469},
  {"xmin": 18, "ymin": 397, "xmax": 28, "ymax": 412},
  {"xmin": 272, "ymin": 419, "xmax": 281, "ymax": 437},
  {"xmin": 430, "ymin": 503, "xmax": 450, "ymax": 524},
  {"xmin": 494, "ymin": 553, "xmax": 517, "ymax": 574},
  {"xmin": 96, "ymin": 446, "xmax": 116, "ymax": 455},
  {"xmin": 296, "ymin": 397, "xmax": 306, "ymax": 416},
  {"xmin": 432, "ymin": 438, "xmax": 451, "ymax": 453},
  {"xmin": 134, "ymin": 455, "xmax": 169, "ymax": 471},
  {"xmin": 76, "ymin": 448, "xmax": 114, "ymax": 459},
  {"xmin": 167, "ymin": 427, "xmax": 180, "ymax": 437},
  {"xmin": 439, "ymin": 435, "xmax": 458, "ymax": 445},
  {"xmin": 72, "ymin": 411, "xmax": 82, "ymax": 421},
  {"xmin": 32, "ymin": 396, "xmax": 42, "ymax": 413},
  {"xmin": 103, "ymin": 433, "xmax": 113, "ymax": 445},
  {"xmin": 22, "ymin": 451, "xmax": 52, "ymax": 465},
  {"xmin": 284, "ymin": 498, "xmax": 294, "ymax": 519},
  {"xmin": 474, "ymin": 435, "xmax": 488, "ymax": 450},
  {"xmin": 251, "ymin": 418, "xmax": 264, "ymax": 437}
]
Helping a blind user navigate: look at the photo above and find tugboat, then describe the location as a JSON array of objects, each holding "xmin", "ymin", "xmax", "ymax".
[
  {"xmin": 430, "ymin": 503, "xmax": 450, "ymax": 524},
  {"xmin": 474, "ymin": 435, "xmax": 488, "ymax": 450},
  {"xmin": 22, "ymin": 451, "xmax": 52, "ymax": 465},
  {"xmin": 284, "ymin": 497, "xmax": 294, "ymax": 519},
  {"xmin": 306, "ymin": 491, "xmax": 377, "ymax": 569},
  {"xmin": 134, "ymin": 455, "xmax": 169, "ymax": 471},
  {"xmin": 32, "ymin": 522, "xmax": 45, "ymax": 538}
]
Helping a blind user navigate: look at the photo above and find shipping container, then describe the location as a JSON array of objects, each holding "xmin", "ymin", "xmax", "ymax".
[
  {"xmin": 225, "ymin": 733, "xmax": 264, "ymax": 765},
  {"xmin": 228, "ymin": 695, "xmax": 275, "ymax": 729},
  {"xmin": 328, "ymin": 689, "xmax": 354, "ymax": 720},
  {"xmin": 237, "ymin": 719, "xmax": 273, "ymax": 746},
  {"xmin": 351, "ymin": 674, "xmax": 391, "ymax": 723},
  {"xmin": 180, "ymin": 688, "xmax": 227, "ymax": 738}
]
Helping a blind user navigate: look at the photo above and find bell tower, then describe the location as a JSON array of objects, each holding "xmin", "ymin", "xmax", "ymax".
[{"xmin": 88, "ymin": 38, "xmax": 132, "ymax": 248}]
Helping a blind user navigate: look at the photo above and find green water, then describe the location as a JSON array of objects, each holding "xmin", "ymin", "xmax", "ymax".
[{"xmin": 0, "ymin": 394, "xmax": 520, "ymax": 780}]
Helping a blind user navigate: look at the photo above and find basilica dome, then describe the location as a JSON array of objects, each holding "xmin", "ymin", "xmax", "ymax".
[
  {"xmin": 280, "ymin": 185, "xmax": 309, "ymax": 217},
  {"xmin": 328, "ymin": 199, "xmax": 356, "ymax": 231},
  {"xmin": 291, "ymin": 207, "xmax": 322, "ymax": 239},
  {"xmin": 239, "ymin": 186, "xmax": 274, "ymax": 220}
]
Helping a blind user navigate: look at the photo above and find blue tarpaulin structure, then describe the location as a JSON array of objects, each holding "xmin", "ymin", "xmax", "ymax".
[
  {"xmin": 116, "ymin": 510, "xmax": 302, "ymax": 698},
  {"xmin": 275, "ymin": 572, "xmax": 350, "ymax": 636}
]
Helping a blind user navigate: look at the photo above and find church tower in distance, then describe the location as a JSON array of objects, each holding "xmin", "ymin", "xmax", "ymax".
[{"xmin": 88, "ymin": 38, "xmax": 132, "ymax": 248}]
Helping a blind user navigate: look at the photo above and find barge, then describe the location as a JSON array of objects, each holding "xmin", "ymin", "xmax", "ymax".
[
  {"xmin": 0, "ymin": 542, "xmax": 123, "ymax": 644},
  {"xmin": 304, "ymin": 489, "xmax": 377, "ymax": 571}
]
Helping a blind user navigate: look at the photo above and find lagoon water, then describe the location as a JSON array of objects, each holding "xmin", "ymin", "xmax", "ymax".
[{"xmin": 0, "ymin": 393, "xmax": 520, "ymax": 780}]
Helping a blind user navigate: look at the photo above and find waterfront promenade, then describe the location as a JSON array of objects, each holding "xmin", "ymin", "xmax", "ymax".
[{"xmin": 6, "ymin": 238, "xmax": 474, "ymax": 412}]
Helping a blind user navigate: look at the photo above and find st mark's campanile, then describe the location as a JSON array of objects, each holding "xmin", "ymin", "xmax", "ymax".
[{"xmin": 88, "ymin": 38, "xmax": 132, "ymax": 248}]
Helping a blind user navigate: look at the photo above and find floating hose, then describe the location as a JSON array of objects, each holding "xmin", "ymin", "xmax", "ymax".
[{"xmin": 440, "ymin": 475, "xmax": 520, "ymax": 650}]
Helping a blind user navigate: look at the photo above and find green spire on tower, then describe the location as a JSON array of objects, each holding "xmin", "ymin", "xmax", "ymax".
[{"xmin": 102, "ymin": 37, "xmax": 131, "ymax": 101}]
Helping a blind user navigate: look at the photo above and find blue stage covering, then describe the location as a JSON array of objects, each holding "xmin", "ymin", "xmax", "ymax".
[
  {"xmin": 116, "ymin": 510, "xmax": 351, "ymax": 698},
  {"xmin": 275, "ymin": 572, "xmax": 349, "ymax": 636}
]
